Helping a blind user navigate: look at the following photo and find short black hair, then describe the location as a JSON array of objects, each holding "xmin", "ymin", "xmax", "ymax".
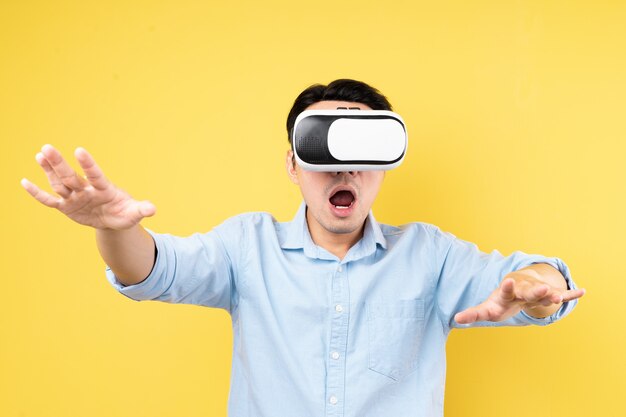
[{"xmin": 286, "ymin": 79, "xmax": 393, "ymax": 147}]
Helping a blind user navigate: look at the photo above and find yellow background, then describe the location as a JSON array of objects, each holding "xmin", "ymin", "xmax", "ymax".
[{"xmin": 2, "ymin": 1, "xmax": 624, "ymax": 416}]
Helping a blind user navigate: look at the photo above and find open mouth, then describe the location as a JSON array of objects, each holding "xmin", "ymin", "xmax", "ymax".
[{"xmin": 329, "ymin": 189, "xmax": 356, "ymax": 209}]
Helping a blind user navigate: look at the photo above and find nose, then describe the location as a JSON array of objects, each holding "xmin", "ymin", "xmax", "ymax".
[{"xmin": 331, "ymin": 171, "xmax": 358, "ymax": 177}]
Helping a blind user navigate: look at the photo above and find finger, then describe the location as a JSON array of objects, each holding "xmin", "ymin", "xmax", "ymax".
[
  {"xmin": 500, "ymin": 278, "xmax": 516, "ymax": 301},
  {"xmin": 548, "ymin": 290, "xmax": 564, "ymax": 304},
  {"xmin": 518, "ymin": 282, "xmax": 550, "ymax": 303},
  {"xmin": 41, "ymin": 144, "xmax": 88, "ymax": 192},
  {"xmin": 454, "ymin": 308, "xmax": 479, "ymax": 325},
  {"xmin": 536, "ymin": 287, "xmax": 563, "ymax": 305},
  {"xmin": 137, "ymin": 200, "xmax": 156, "ymax": 218},
  {"xmin": 454, "ymin": 304, "xmax": 493, "ymax": 324},
  {"xmin": 35, "ymin": 152, "xmax": 72, "ymax": 198},
  {"xmin": 21, "ymin": 178, "xmax": 62, "ymax": 209},
  {"xmin": 114, "ymin": 201, "xmax": 156, "ymax": 228},
  {"xmin": 562, "ymin": 288, "xmax": 586, "ymax": 302},
  {"xmin": 74, "ymin": 147, "xmax": 110, "ymax": 191},
  {"xmin": 539, "ymin": 292, "xmax": 562, "ymax": 306}
]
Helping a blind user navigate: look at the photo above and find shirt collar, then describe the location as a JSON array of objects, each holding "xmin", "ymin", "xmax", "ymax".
[{"xmin": 279, "ymin": 201, "xmax": 387, "ymax": 260}]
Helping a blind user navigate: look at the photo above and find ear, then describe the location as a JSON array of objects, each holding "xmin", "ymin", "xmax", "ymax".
[{"xmin": 286, "ymin": 150, "xmax": 299, "ymax": 184}]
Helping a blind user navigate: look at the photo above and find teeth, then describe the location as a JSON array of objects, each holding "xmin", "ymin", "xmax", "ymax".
[{"xmin": 335, "ymin": 205, "xmax": 349, "ymax": 209}]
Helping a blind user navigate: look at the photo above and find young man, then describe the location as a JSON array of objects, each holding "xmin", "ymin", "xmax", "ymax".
[{"xmin": 22, "ymin": 79, "xmax": 584, "ymax": 417}]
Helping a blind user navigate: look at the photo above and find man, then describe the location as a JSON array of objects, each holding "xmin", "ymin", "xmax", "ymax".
[{"xmin": 22, "ymin": 79, "xmax": 584, "ymax": 417}]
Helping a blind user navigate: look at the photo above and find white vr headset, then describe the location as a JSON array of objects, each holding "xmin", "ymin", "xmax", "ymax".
[{"xmin": 292, "ymin": 109, "xmax": 408, "ymax": 171}]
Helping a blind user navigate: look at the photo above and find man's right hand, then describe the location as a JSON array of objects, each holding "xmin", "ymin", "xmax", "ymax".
[
  {"xmin": 23, "ymin": 144, "xmax": 158, "ymax": 285},
  {"xmin": 21, "ymin": 144, "xmax": 156, "ymax": 230}
]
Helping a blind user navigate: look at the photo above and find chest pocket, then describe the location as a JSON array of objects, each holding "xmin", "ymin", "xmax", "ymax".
[{"xmin": 367, "ymin": 299, "xmax": 425, "ymax": 381}]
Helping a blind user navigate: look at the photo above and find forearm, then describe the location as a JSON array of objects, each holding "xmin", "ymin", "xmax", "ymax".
[
  {"xmin": 96, "ymin": 225, "xmax": 156, "ymax": 286},
  {"xmin": 511, "ymin": 263, "xmax": 567, "ymax": 318}
]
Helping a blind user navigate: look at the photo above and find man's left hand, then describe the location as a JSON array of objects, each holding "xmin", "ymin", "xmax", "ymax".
[{"xmin": 454, "ymin": 267, "xmax": 586, "ymax": 325}]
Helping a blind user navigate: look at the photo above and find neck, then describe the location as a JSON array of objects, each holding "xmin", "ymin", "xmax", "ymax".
[{"xmin": 306, "ymin": 210, "xmax": 365, "ymax": 260}]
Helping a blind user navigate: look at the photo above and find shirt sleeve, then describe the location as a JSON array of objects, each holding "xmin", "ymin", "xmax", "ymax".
[
  {"xmin": 105, "ymin": 217, "xmax": 244, "ymax": 313},
  {"xmin": 431, "ymin": 227, "xmax": 578, "ymax": 330}
]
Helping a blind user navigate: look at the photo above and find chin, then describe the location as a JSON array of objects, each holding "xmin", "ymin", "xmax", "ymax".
[
  {"xmin": 323, "ymin": 217, "xmax": 363, "ymax": 235},
  {"xmin": 325, "ymin": 225, "xmax": 359, "ymax": 235}
]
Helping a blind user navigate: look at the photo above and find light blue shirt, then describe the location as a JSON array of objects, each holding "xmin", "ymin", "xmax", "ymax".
[{"xmin": 106, "ymin": 202, "xmax": 577, "ymax": 417}]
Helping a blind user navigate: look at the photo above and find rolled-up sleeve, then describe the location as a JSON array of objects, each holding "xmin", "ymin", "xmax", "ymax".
[
  {"xmin": 106, "ymin": 219, "xmax": 242, "ymax": 313},
  {"xmin": 432, "ymin": 228, "xmax": 578, "ymax": 330},
  {"xmin": 513, "ymin": 256, "xmax": 577, "ymax": 326}
]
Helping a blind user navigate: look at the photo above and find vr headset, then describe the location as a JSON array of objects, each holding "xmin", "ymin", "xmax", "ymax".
[{"xmin": 292, "ymin": 109, "xmax": 408, "ymax": 171}]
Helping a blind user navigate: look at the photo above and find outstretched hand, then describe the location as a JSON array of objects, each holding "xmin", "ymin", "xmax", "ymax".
[
  {"xmin": 21, "ymin": 144, "xmax": 156, "ymax": 230},
  {"xmin": 454, "ymin": 269, "xmax": 585, "ymax": 325}
]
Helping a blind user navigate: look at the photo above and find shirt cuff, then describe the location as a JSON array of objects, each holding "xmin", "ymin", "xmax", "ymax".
[
  {"xmin": 105, "ymin": 228, "xmax": 166, "ymax": 301},
  {"xmin": 515, "ymin": 257, "xmax": 578, "ymax": 326}
]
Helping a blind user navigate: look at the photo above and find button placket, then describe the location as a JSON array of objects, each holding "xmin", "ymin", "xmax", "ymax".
[{"xmin": 326, "ymin": 264, "xmax": 349, "ymax": 416}]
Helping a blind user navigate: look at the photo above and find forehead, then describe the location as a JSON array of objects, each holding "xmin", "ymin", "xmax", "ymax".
[{"xmin": 305, "ymin": 100, "xmax": 373, "ymax": 111}]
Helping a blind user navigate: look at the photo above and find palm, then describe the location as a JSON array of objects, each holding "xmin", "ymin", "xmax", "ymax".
[
  {"xmin": 57, "ymin": 185, "xmax": 139, "ymax": 229},
  {"xmin": 471, "ymin": 289, "xmax": 525, "ymax": 322},
  {"xmin": 22, "ymin": 145, "xmax": 155, "ymax": 230}
]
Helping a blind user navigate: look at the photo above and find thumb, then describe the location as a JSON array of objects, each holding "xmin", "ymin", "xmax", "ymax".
[
  {"xmin": 499, "ymin": 278, "xmax": 516, "ymax": 302},
  {"xmin": 137, "ymin": 200, "xmax": 156, "ymax": 218}
]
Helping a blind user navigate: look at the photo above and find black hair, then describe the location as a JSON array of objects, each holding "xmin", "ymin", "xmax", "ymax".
[{"xmin": 286, "ymin": 79, "xmax": 393, "ymax": 147}]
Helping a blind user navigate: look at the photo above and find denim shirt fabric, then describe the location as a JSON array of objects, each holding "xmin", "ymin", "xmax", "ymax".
[{"xmin": 106, "ymin": 202, "xmax": 577, "ymax": 417}]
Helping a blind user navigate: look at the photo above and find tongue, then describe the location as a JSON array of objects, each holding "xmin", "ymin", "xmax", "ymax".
[{"xmin": 330, "ymin": 190, "xmax": 354, "ymax": 207}]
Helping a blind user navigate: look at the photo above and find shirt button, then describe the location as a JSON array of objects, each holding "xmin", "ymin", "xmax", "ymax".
[
  {"xmin": 337, "ymin": 266, "xmax": 343, "ymax": 273},
  {"xmin": 335, "ymin": 304, "xmax": 343, "ymax": 313},
  {"xmin": 329, "ymin": 395, "xmax": 338, "ymax": 405},
  {"xmin": 331, "ymin": 351, "xmax": 340, "ymax": 360}
]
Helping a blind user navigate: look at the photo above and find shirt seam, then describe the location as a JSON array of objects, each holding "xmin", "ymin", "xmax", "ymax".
[
  {"xmin": 429, "ymin": 225, "xmax": 453, "ymax": 334},
  {"xmin": 213, "ymin": 223, "xmax": 240, "ymax": 314}
]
